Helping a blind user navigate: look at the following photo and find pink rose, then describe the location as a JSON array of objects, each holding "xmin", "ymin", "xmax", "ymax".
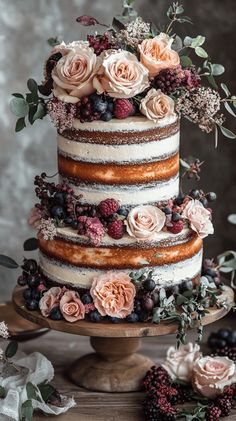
[
  {"xmin": 39, "ymin": 287, "xmax": 65, "ymax": 317},
  {"xmin": 93, "ymin": 49, "xmax": 149, "ymax": 98},
  {"xmin": 193, "ymin": 356, "xmax": 236, "ymax": 398},
  {"xmin": 52, "ymin": 42, "xmax": 102, "ymax": 103},
  {"xmin": 182, "ymin": 199, "xmax": 214, "ymax": 239},
  {"xmin": 162, "ymin": 343, "xmax": 202, "ymax": 382},
  {"xmin": 139, "ymin": 33, "xmax": 180, "ymax": 78},
  {"xmin": 140, "ymin": 88, "xmax": 175, "ymax": 122},
  {"xmin": 60, "ymin": 290, "xmax": 85, "ymax": 322},
  {"xmin": 125, "ymin": 205, "xmax": 166, "ymax": 240},
  {"xmin": 90, "ymin": 272, "xmax": 136, "ymax": 318}
]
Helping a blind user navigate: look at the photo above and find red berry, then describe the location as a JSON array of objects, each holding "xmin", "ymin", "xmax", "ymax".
[
  {"xmin": 98, "ymin": 198, "xmax": 119, "ymax": 217},
  {"xmin": 113, "ymin": 99, "xmax": 135, "ymax": 119},
  {"xmin": 168, "ymin": 220, "xmax": 184, "ymax": 234},
  {"xmin": 108, "ymin": 220, "xmax": 124, "ymax": 239},
  {"xmin": 205, "ymin": 405, "xmax": 222, "ymax": 421}
]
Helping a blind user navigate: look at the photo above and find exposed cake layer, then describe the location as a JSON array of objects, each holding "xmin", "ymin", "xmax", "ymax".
[
  {"xmin": 58, "ymin": 115, "xmax": 180, "ymax": 206},
  {"xmin": 38, "ymin": 228, "xmax": 203, "ymax": 289}
]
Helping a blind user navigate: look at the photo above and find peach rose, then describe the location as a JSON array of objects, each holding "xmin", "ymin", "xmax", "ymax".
[
  {"xmin": 39, "ymin": 287, "xmax": 65, "ymax": 317},
  {"xmin": 162, "ymin": 343, "xmax": 202, "ymax": 382},
  {"xmin": 140, "ymin": 88, "xmax": 175, "ymax": 122},
  {"xmin": 182, "ymin": 199, "xmax": 214, "ymax": 239},
  {"xmin": 28, "ymin": 206, "xmax": 42, "ymax": 229},
  {"xmin": 139, "ymin": 33, "xmax": 180, "ymax": 77},
  {"xmin": 52, "ymin": 42, "xmax": 102, "ymax": 103},
  {"xmin": 90, "ymin": 272, "xmax": 136, "ymax": 318},
  {"xmin": 125, "ymin": 205, "xmax": 166, "ymax": 240},
  {"xmin": 93, "ymin": 49, "xmax": 149, "ymax": 98},
  {"xmin": 193, "ymin": 356, "xmax": 236, "ymax": 398},
  {"xmin": 60, "ymin": 290, "xmax": 85, "ymax": 322}
]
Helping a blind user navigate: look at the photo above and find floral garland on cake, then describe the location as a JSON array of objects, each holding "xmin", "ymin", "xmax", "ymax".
[
  {"xmin": 10, "ymin": 1, "xmax": 236, "ymax": 143},
  {"xmin": 142, "ymin": 343, "xmax": 236, "ymax": 420}
]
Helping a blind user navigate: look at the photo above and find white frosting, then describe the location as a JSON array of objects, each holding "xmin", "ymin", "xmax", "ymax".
[
  {"xmin": 39, "ymin": 249, "xmax": 203, "ymax": 289},
  {"xmin": 57, "ymin": 131, "xmax": 180, "ymax": 163},
  {"xmin": 56, "ymin": 226, "xmax": 191, "ymax": 247},
  {"xmin": 72, "ymin": 114, "xmax": 178, "ymax": 132},
  {"xmin": 61, "ymin": 174, "xmax": 179, "ymax": 205}
]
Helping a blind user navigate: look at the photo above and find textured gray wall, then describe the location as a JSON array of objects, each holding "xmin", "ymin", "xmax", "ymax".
[{"xmin": 0, "ymin": 0, "xmax": 236, "ymax": 300}]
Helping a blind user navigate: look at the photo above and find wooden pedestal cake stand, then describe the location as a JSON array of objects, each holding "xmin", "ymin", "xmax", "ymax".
[{"xmin": 12, "ymin": 286, "xmax": 234, "ymax": 393}]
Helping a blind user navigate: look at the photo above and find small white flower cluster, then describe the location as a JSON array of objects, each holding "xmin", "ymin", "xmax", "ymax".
[
  {"xmin": 0, "ymin": 348, "xmax": 4, "ymax": 360},
  {"xmin": 39, "ymin": 218, "xmax": 57, "ymax": 240},
  {"xmin": 125, "ymin": 17, "xmax": 151, "ymax": 40},
  {"xmin": 0, "ymin": 321, "xmax": 9, "ymax": 339}
]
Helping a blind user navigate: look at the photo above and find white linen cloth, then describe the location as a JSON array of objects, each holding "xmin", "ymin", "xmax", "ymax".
[{"xmin": 0, "ymin": 350, "xmax": 76, "ymax": 420}]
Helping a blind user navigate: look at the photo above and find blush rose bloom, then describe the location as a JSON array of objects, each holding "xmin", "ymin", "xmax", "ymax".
[
  {"xmin": 192, "ymin": 356, "xmax": 236, "ymax": 398},
  {"xmin": 93, "ymin": 50, "xmax": 149, "ymax": 98},
  {"xmin": 39, "ymin": 287, "xmax": 65, "ymax": 317},
  {"xmin": 140, "ymin": 88, "xmax": 175, "ymax": 122},
  {"xmin": 52, "ymin": 42, "xmax": 102, "ymax": 103},
  {"xmin": 162, "ymin": 343, "xmax": 202, "ymax": 382},
  {"xmin": 125, "ymin": 205, "xmax": 166, "ymax": 240},
  {"xmin": 139, "ymin": 33, "xmax": 180, "ymax": 77},
  {"xmin": 90, "ymin": 272, "xmax": 136, "ymax": 318},
  {"xmin": 60, "ymin": 290, "xmax": 85, "ymax": 322},
  {"xmin": 181, "ymin": 199, "xmax": 214, "ymax": 239}
]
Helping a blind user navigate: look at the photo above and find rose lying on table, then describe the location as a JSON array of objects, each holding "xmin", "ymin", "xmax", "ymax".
[{"xmin": 143, "ymin": 343, "xmax": 236, "ymax": 421}]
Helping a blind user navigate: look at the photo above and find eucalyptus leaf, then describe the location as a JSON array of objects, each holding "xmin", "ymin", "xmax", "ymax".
[
  {"xmin": 5, "ymin": 341, "xmax": 18, "ymax": 358},
  {"xmin": 219, "ymin": 125, "xmax": 236, "ymax": 139},
  {"xmin": 211, "ymin": 63, "xmax": 225, "ymax": 76},
  {"xmin": 27, "ymin": 79, "xmax": 38, "ymax": 95},
  {"xmin": 28, "ymin": 104, "xmax": 37, "ymax": 125},
  {"xmin": 10, "ymin": 97, "xmax": 29, "ymax": 118},
  {"xmin": 23, "ymin": 237, "xmax": 39, "ymax": 252},
  {"xmin": 221, "ymin": 83, "xmax": 231, "ymax": 96},
  {"xmin": 172, "ymin": 35, "xmax": 183, "ymax": 52},
  {"xmin": 21, "ymin": 400, "xmax": 33, "ymax": 421},
  {"xmin": 26, "ymin": 382, "xmax": 38, "ymax": 400},
  {"xmin": 228, "ymin": 214, "xmax": 236, "ymax": 224},
  {"xmin": 191, "ymin": 35, "xmax": 205, "ymax": 49},
  {"xmin": 33, "ymin": 103, "xmax": 46, "ymax": 121},
  {"xmin": 112, "ymin": 16, "xmax": 126, "ymax": 32},
  {"xmin": 12, "ymin": 93, "xmax": 24, "ymax": 98},
  {"xmin": 0, "ymin": 254, "xmax": 19, "ymax": 269},
  {"xmin": 195, "ymin": 46, "xmax": 208, "ymax": 58},
  {"xmin": 150, "ymin": 22, "xmax": 159, "ymax": 37},
  {"xmin": 207, "ymin": 74, "xmax": 218, "ymax": 90},
  {"xmin": 38, "ymin": 383, "xmax": 55, "ymax": 402},
  {"xmin": 175, "ymin": 5, "xmax": 184, "ymax": 15},
  {"xmin": 214, "ymin": 124, "xmax": 219, "ymax": 148},
  {"xmin": 224, "ymin": 102, "xmax": 236, "ymax": 118},
  {"xmin": 180, "ymin": 55, "xmax": 192, "ymax": 68},
  {"xmin": 180, "ymin": 158, "xmax": 190, "ymax": 169},
  {"xmin": 183, "ymin": 36, "xmax": 193, "ymax": 47},
  {"xmin": 15, "ymin": 118, "xmax": 26, "ymax": 132},
  {"xmin": 0, "ymin": 386, "xmax": 6, "ymax": 398}
]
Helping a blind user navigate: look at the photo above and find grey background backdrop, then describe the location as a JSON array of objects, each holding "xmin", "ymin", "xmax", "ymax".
[{"xmin": 0, "ymin": 0, "xmax": 236, "ymax": 299}]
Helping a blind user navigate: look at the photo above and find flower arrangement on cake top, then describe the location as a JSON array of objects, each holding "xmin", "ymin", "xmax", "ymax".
[{"xmin": 10, "ymin": 0, "xmax": 236, "ymax": 144}]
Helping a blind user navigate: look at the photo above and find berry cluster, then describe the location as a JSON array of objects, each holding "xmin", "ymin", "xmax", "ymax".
[
  {"xmin": 208, "ymin": 329, "xmax": 236, "ymax": 362},
  {"xmin": 17, "ymin": 259, "xmax": 47, "ymax": 311},
  {"xmin": 87, "ymin": 33, "xmax": 115, "ymax": 55},
  {"xmin": 153, "ymin": 65, "xmax": 201, "ymax": 96},
  {"xmin": 76, "ymin": 94, "xmax": 135, "ymax": 123},
  {"xmin": 202, "ymin": 257, "xmax": 221, "ymax": 287},
  {"xmin": 162, "ymin": 196, "xmax": 186, "ymax": 234},
  {"xmin": 189, "ymin": 188, "xmax": 217, "ymax": 209}
]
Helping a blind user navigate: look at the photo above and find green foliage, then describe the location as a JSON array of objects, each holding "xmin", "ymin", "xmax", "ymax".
[
  {"xmin": 38, "ymin": 383, "xmax": 56, "ymax": 402},
  {"xmin": 0, "ymin": 255, "xmax": 19, "ymax": 269},
  {"xmin": 166, "ymin": 2, "xmax": 192, "ymax": 34},
  {"xmin": 23, "ymin": 238, "xmax": 39, "ymax": 251},
  {"xmin": 26, "ymin": 382, "xmax": 38, "ymax": 400},
  {"xmin": 0, "ymin": 386, "xmax": 6, "ymax": 398},
  {"xmin": 218, "ymin": 250, "xmax": 236, "ymax": 287},
  {"xmin": 5, "ymin": 341, "xmax": 18, "ymax": 358},
  {"xmin": 21, "ymin": 400, "xmax": 33, "ymax": 421},
  {"xmin": 10, "ymin": 97, "xmax": 29, "ymax": 118},
  {"xmin": 47, "ymin": 36, "xmax": 61, "ymax": 47}
]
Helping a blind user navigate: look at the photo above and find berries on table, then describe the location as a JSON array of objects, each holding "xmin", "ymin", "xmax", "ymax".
[
  {"xmin": 142, "ymin": 296, "xmax": 154, "ymax": 312},
  {"xmin": 25, "ymin": 299, "xmax": 39, "ymax": 311},
  {"xmin": 113, "ymin": 99, "xmax": 135, "ymax": 119},
  {"xmin": 126, "ymin": 312, "xmax": 139, "ymax": 323},
  {"xmin": 110, "ymin": 317, "xmax": 122, "ymax": 323},
  {"xmin": 81, "ymin": 293, "xmax": 93, "ymax": 305},
  {"xmin": 189, "ymin": 189, "xmax": 200, "ymax": 199},
  {"xmin": 89, "ymin": 310, "xmax": 103, "ymax": 322},
  {"xmin": 216, "ymin": 396, "xmax": 232, "ymax": 417},
  {"xmin": 98, "ymin": 198, "xmax": 120, "ymax": 218},
  {"xmin": 205, "ymin": 405, "xmax": 222, "ymax": 421},
  {"xmin": 23, "ymin": 288, "xmax": 32, "ymax": 301},
  {"xmin": 17, "ymin": 275, "xmax": 27, "ymax": 286},
  {"xmin": 108, "ymin": 220, "xmax": 124, "ymax": 239},
  {"xmin": 22, "ymin": 259, "xmax": 38, "ymax": 274},
  {"xmin": 27, "ymin": 275, "xmax": 41, "ymax": 289},
  {"xmin": 168, "ymin": 220, "xmax": 184, "ymax": 234},
  {"xmin": 50, "ymin": 306, "xmax": 63, "ymax": 321}
]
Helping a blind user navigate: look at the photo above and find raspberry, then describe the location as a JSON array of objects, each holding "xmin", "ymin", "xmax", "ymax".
[
  {"xmin": 87, "ymin": 33, "xmax": 115, "ymax": 55},
  {"xmin": 168, "ymin": 220, "xmax": 184, "ymax": 234},
  {"xmin": 113, "ymin": 99, "xmax": 135, "ymax": 119},
  {"xmin": 108, "ymin": 220, "xmax": 124, "ymax": 239},
  {"xmin": 98, "ymin": 198, "xmax": 119, "ymax": 217},
  {"xmin": 205, "ymin": 405, "xmax": 222, "ymax": 421},
  {"xmin": 216, "ymin": 396, "xmax": 232, "ymax": 417},
  {"xmin": 143, "ymin": 366, "xmax": 170, "ymax": 391}
]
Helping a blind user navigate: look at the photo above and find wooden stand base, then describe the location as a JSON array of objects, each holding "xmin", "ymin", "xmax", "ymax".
[{"xmin": 69, "ymin": 337, "xmax": 153, "ymax": 392}]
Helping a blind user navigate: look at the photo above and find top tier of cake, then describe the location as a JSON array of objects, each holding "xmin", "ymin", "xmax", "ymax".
[{"xmin": 57, "ymin": 114, "xmax": 180, "ymax": 206}]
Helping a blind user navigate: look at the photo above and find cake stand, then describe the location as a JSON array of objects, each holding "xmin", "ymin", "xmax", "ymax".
[{"xmin": 12, "ymin": 286, "xmax": 234, "ymax": 393}]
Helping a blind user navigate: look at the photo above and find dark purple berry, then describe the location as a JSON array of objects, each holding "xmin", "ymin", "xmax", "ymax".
[
  {"xmin": 206, "ymin": 192, "xmax": 217, "ymax": 202},
  {"xmin": 50, "ymin": 306, "xmax": 63, "ymax": 320},
  {"xmin": 70, "ymin": 220, "xmax": 78, "ymax": 229},
  {"xmin": 51, "ymin": 205, "xmax": 66, "ymax": 219},
  {"xmin": 143, "ymin": 278, "xmax": 156, "ymax": 292},
  {"xmin": 22, "ymin": 259, "xmax": 38, "ymax": 274},
  {"xmin": 53, "ymin": 192, "xmax": 66, "ymax": 206},
  {"xmin": 172, "ymin": 212, "xmax": 181, "ymax": 222},
  {"xmin": 179, "ymin": 280, "xmax": 192, "ymax": 293},
  {"xmin": 200, "ymin": 197, "xmax": 208, "ymax": 208},
  {"xmin": 110, "ymin": 317, "xmax": 122, "ymax": 323},
  {"xmin": 218, "ymin": 329, "xmax": 231, "ymax": 340},
  {"xmin": 23, "ymin": 288, "xmax": 32, "ymax": 301},
  {"xmin": 151, "ymin": 291, "xmax": 159, "ymax": 306},
  {"xmin": 174, "ymin": 196, "xmax": 184, "ymax": 206},
  {"xmin": 143, "ymin": 296, "xmax": 154, "ymax": 311},
  {"xmin": 93, "ymin": 99, "xmax": 108, "ymax": 114},
  {"xmin": 17, "ymin": 275, "xmax": 27, "ymax": 286},
  {"xmin": 163, "ymin": 207, "xmax": 172, "ymax": 215},
  {"xmin": 81, "ymin": 293, "xmax": 93, "ymax": 304},
  {"xmin": 101, "ymin": 111, "xmax": 113, "ymax": 121},
  {"xmin": 189, "ymin": 189, "xmax": 200, "ymax": 199},
  {"xmin": 205, "ymin": 268, "xmax": 217, "ymax": 278},
  {"xmin": 64, "ymin": 216, "xmax": 73, "ymax": 226},
  {"xmin": 118, "ymin": 207, "xmax": 129, "ymax": 217},
  {"xmin": 107, "ymin": 102, "xmax": 114, "ymax": 112},
  {"xmin": 126, "ymin": 313, "xmax": 139, "ymax": 323},
  {"xmin": 31, "ymin": 290, "xmax": 41, "ymax": 301},
  {"xmin": 27, "ymin": 276, "xmax": 40, "ymax": 289},
  {"xmin": 89, "ymin": 310, "xmax": 103, "ymax": 322},
  {"xmin": 26, "ymin": 299, "xmax": 39, "ymax": 311}
]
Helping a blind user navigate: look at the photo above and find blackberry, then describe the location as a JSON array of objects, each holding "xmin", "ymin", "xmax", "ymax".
[
  {"xmin": 205, "ymin": 405, "xmax": 222, "ymax": 421},
  {"xmin": 143, "ymin": 366, "xmax": 170, "ymax": 391},
  {"xmin": 175, "ymin": 384, "xmax": 192, "ymax": 403},
  {"xmin": 77, "ymin": 95, "xmax": 102, "ymax": 123},
  {"xmin": 216, "ymin": 396, "xmax": 232, "ymax": 416},
  {"xmin": 211, "ymin": 346, "xmax": 236, "ymax": 362},
  {"xmin": 153, "ymin": 66, "xmax": 184, "ymax": 95}
]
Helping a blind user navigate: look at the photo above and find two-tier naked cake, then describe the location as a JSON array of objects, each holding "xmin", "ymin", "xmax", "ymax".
[{"xmin": 11, "ymin": 3, "xmax": 230, "ymax": 327}]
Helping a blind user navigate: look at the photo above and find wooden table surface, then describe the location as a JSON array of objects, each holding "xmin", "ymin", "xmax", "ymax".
[{"xmin": 1, "ymin": 313, "xmax": 236, "ymax": 421}]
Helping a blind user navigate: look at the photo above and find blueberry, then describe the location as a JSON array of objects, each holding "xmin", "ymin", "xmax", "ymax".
[
  {"xmin": 23, "ymin": 288, "xmax": 32, "ymax": 301},
  {"xmin": 26, "ymin": 299, "xmax": 39, "ymax": 311},
  {"xmin": 163, "ymin": 207, "xmax": 172, "ymax": 215},
  {"xmin": 226, "ymin": 331, "xmax": 236, "ymax": 346},
  {"xmin": 89, "ymin": 310, "xmax": 103, "ymax": 323},
  {"xmin": 126, "ymin": 313, "xmax": 139, "ymax": 323},
  {"xmin": 143, "ymin": 296, "xmax": 154, "ymax": 311},
  {"xmin": 118, "ymin": 207, "xmax": 129, "ymax": 217},
  {"xmin": 51, "ymin": 205, "xmax": 66, "ymax": 219},
  {"xmin": 172, "ymin": 212, "xmax": 181, "ymax": 222},
  {"xmin": 200, "ymin": 197, "xmax": 208, "ymax": 208},
  {"xmin": 50, "ymin": 306, "xmax": 63, "ymax": 320},
  {"xmin": 64, "ymin": 216, "xmax": 73, "ymax": 226},
  {"xmin": 134, "ymin": 300, "xmax": 142, "ymax": 314},
  {"xmin": 139, "ymin": 310, "xmax": 149, "ymax": 322},
  {"xmin": 93, "ymin": 99, "xmax": 108, "ymax": 114},
  {"xmin": 205, "ymin": 268, "xmax": 217, "ymax": 278},
  {"xmin": 206, "ymin": 192, "xmax": 217, "ymax": 202},
  {"xmin": 70, "ymin": 220, "xmax": 78, "ymax": 229},
  {"xmin": 81, "ymin": 293, "xmax": 93, "ymax": 304},
  {"xmin": 27, "ymin": 276, "xmax": 40, "ymax": 289},
  {"xmin": 107, "ymin": 102, "xmax": 114, "ymax": 112},
  {"xmin": 31, "ymin": 290, "xmax": 41, "ymax": 301},
  {"xmin": 179, "ymin": 280, "xmax": 192, "ymax": 293},
  {"xmin": 17, "ymin": 275, "xmax": 27, "ymax": 286},
  {"xmin": 53, "ymin": 192, "xmax": 66, "ymax": 206},
  {"xmin": 174, "ymin": 196, "xmax": 184, "ymax": 206},
  {"xmin": 217, "ymin": 328, "xmax": 231, "ymax": 340},
  {"xmin": 143, "ymin": 278, "xmax": 156, "ymax": 292},
  {"xmin": 110, "ymin": 317, "xmax": 122, "ymax": 323},
  {"xmin": 22, "ymin": 259, "xmax": 38, "ymax": 274},
  {"xmin": 189, "ymin": 189, "xmax": 200, "ymax": 199},
  {"xmin": 208, "ymin": 334, "xmax": 226, "ymax": 349},
  {"xmin": 101, "ymin": 111, "xmax": 113, "ymax": 121}
]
